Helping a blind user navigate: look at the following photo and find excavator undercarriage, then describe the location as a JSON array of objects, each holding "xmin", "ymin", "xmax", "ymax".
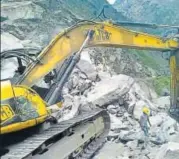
[{"xmin": 1, "ymin": 109, "xmax": 110, "ymax": 159}]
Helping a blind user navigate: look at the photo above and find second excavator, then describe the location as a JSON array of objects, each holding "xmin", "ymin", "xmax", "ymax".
[{"xmin": 1, "ymin": 21, "xmax": 179, "ymax": 159}]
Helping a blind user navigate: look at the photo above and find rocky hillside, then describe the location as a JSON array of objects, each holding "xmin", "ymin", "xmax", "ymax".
[
  {"xmin": 112, "ymin": 0, "xmax": 179, "ymax": 94},
  {"xmin": 1, "ymin": 0, "xmax": 126, "ymax": 48},
  {"xmin": 1, "ymin": 0, "xmax": 173, "ymax": 93},
  {"xmin": 59, "ymin": 50, "xmax": 179, "ymax": 159},
  {"xmin": 113, "ymin": 0, "xmax": 179, "ymax": 25},
  {"xmin": 1, "ymin": 0, "xmax": 161, "ymax": 83}
]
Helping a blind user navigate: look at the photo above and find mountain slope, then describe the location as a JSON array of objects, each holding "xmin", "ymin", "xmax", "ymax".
[
  {"xmin": 113, "ymin": 0, "xmax": 179, "ymax": 25},
  {"xmin": 1, "ymin": 0, "xmax": 126, "ymax": 47}
]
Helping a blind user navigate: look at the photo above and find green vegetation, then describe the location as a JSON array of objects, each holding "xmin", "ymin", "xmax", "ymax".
[
  {"xmin": 127, "ymin": 49, "xmax": 159, "ymax": 70},
  {"xmin": 127, "ymin": 49, "xmax": 170, "ymax": 95},
  {"xmin": 152, "ymin": 76, "xmax": 170, "ymax": 95},
  {"xmin": 1, "ymin": 16, "xmax": 8, "ymax": 22},
  {"xmin": 126, "ymin": 48, "xmax": 170, "ymax": 95}
]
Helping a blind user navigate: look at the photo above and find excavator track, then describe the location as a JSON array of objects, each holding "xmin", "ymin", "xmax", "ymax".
[{"xmin": 1, "ymin": 109, "xmax": 110, "ymax": 159}]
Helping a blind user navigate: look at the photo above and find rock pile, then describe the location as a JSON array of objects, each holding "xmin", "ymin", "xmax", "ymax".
[{"xmin": 58, "ymin": 50, "xmax": 179, "ymax": 159}]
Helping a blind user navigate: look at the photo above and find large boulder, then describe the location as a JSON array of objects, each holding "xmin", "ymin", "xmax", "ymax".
[
  {"xmin": 150, "ymin": 113, "xmax": 165, "ymax": 127},
  {"xmin": 154, "ymin": 96, "xmax": 170, "ymax": 109},
  {"xmin": 162, "ymin": 116, "xmax": 178, "ymax": 137},
  {"xmin": 63, "ymin": 94, "xmax": 74, "ymax": 108},
  {"xmin": 93, "ymin": 142, "xmax": 127, "ymax": 159},
  {"xmin": 137, "ymin": 80, "xmax": 158, "ymax": 100},
  {"xmin": 118, "ymin": 130, "xmax": 141, "ymax": 142},
  {"xmin": 1, "ymin": 32, "xmax": 23, "ymax": 52},
  {"xmin": 58, "ymin": 96, "xmax": 81, "ymax": 122},
  {"xmin": 155, "ymin": 142, "xmax": 179, "ymax": 159},
  {"xmin": 126, "ymin": 140, "xmax": 138, "ymax": 151},
  {"xmin": 110, "ymin": 114, "xmax": 123, "ymax": 131},
  {"xmin": 150, "ymin": 115, "xmax": 178, "ymax": 145},
  {"xmin": 77, "ymin": 60, "xmax": 97, "ymax": 81},
  {"xmin": 97, "ymin": 70, "xmax": 112, "ymax": 81},
  {"xmin": 85, "ymin": 74, "xmax": 135, "ymax": 107},
  {"xmin": 2, "ymin": 1, "xmax": 44, "ymax": 20},
  {"xmin": 1, "ymin": 32, "xmax": 24, "ymax": 79},
  {"xmin": 1, "ymin": 58, "xmax": 18, "ymax": 80},
  {"xmin": 80, "ymin": 49, "xmax": 93, "ymax": 64},
  {"xmin": 130, "ymin": 82, "xmax": 156, "ymax": 109}
]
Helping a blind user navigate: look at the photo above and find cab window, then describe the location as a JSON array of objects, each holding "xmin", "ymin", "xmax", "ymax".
[{"xmin": 16, "ymin": 96, "xmax": 39, "ymax": 121}]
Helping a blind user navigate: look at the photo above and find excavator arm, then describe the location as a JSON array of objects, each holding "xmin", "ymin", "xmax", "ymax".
[{"xmin": 16, "ymin": 21, "xmax": 178, "ymax": 87}]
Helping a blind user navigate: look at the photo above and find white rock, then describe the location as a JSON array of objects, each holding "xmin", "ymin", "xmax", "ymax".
[
  {"xmin": 151, "ymin": 129, "xmax": 169, "ymax": 145},
  {"xmin": 137, "ymin": 80, "xmax": 158, "ymax": 100},
  {"xmin": 71, "ymin": 74, "xmax": 79, "ymax": 88},
  {"xmin": 77, "ymin": 59, "xmax": 97, "ymax": 81},
  {"xmin": 118, "ymin": 96, "xmax": 124, "ymax": 106},
  {"xmin": 85, "ymin": 74, "xmax": 135, "ymax": 107},
  {"xmin": 1, "ymin": 32, "xmax": 25, "ymax": 79},
  {"xmin": 162, "ymin": 116, "xmax": 177, "ymax": 131},
  {"xmin": 58, "ymin": 96, "xmax": 80, "ymax": 122},
  {"xmin": 119, "ymin": 130, "xmax": 141, "ymax": 142},
  {"xmin": 126, "ymin": 140, "xmax": 138, "ymax": 150},
  {"xmin": 150, "ymin": 114, "xmax": 165, "ymax": 127},
  {"xmin": 63, "ymin": 94, "xmax": 74, "ymax": 108},
  {"xmin": 1, "ymin": 58, "xmax": 18, "ymax": 80},
  {"xmin": 170, "ymin": 133, "xmax": 179, "ymax": 143},
  {"xmin": 154, "ymin": 96, "xmax": 170, "ymax": 109},
  {"xmin": 155, "ymin": 142, "xmax": 179, "ymax": 159},
  {"xmin": 151, "ymin": 115, "xmax": 178, "ymax": 144},
  {"xmin": 110, "ymin": 114, "xmax": 123, "ymax": 130},
  {"xmin": 107, "ymin": 105, "xmax": 117, "ymax": 110},
  {"xmin": 168, "ymin": 127, "xmax": 175, "ymax": 135},
  {"xmin": 107, "ymin": 131, "xmax": 119, "ymax": 140},
  {"xmin": 2, "ymin": 1, "xmax": 44, "ymax": 20},
  {"xmin": 130, "ymin": 82, "xmax": 156, "ymax": 110},
  {"xmin": 81, "ymin": 50, "xmax": 92, "ymax": 64},
  {"xmin": 1, "ymin": 32, "xmax": 23, "ymax": 52},
  {"xmin": 93, "ymin": 142, "xmax": 126, "ymax": 159},
  {"xmin": 97, "ymin": 71, "xmax": 112, "ymax": 80},
  {"xmin": 108, "ymin": 109, "xmax": 118, "ymax": 114}
]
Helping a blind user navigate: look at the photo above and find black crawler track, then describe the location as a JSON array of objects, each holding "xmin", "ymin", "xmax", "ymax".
[{"xmin": 1, "ymin": 109, "xmax": 110, "ymax": 159}]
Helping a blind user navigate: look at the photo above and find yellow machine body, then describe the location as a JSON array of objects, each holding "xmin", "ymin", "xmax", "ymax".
[
  {"xmin": 1, "ymin": 21, "xmax": 179, "ymax": 134},
  {"xmin": 0, "ymin": 80, "xmax": 49, "ymax": 134},
  {"xmin": 170, "ymin": 50, "xmax": 179, "ymax": 107}
]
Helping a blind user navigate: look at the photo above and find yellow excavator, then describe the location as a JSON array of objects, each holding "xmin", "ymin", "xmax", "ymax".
[{"xmin": 0, "ymin": 21, "xmax": 179, "ymax": 159}]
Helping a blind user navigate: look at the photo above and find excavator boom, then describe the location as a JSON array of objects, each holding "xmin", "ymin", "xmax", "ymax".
[{"xmin": 16, "ymin": 21, "xmax": 178, "ymax": 87}]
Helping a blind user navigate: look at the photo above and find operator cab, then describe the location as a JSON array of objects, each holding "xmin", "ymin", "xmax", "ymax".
[{"xmin": 0, "ymin": 80, "xmax": 48, "ymax": 134}]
